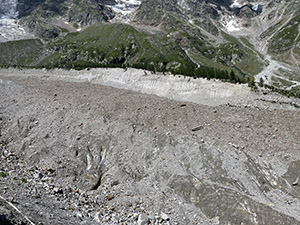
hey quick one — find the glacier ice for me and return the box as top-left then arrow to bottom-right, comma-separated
0,0 -> 33,42
0,0 -> 18,19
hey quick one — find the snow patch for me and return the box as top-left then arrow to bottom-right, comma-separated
178,0 -> 190,10
252,5 -> 259,11
230,0 -> 242,9
0,18 -> 32,42
222,16 -> 241,32
183,48 -> 200,68
226,19 -> 241,32
107,0 -> 141,16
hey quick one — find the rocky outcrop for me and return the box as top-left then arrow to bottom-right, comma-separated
18,0 -> 114,40
17,0 -> 46,18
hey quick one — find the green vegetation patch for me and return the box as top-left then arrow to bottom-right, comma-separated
271,76 -> 295,88
269,15 -> 300,54
0,39 -> 44,67
174,30 -> 263,82
260,19 -> 284,39
217,32 -> 264,76
0,22 -> 261,85
0,172 -> 8,177
265,84 -> 300,98
38,23 -> 196,74
293,47 -> 300,61
37,23 -> 246,83
277,68 -> 300,83
290,86 -> 300,98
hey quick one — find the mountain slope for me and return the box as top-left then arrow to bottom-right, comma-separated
0,39 -> 44,66
18,0 -> 114,40
37,23 -> 196,73
0,0 -> 299,91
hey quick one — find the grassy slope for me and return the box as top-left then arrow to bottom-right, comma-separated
269,15 -> 300,53
185,31 -> 264,77
0,22 -> 260,84
38,23 -> 197,74
219,32 -> 264,75
267,14 -> 300,65
0,39 -> 44,67
37,23 -> 244,82
134,0 -> 263,79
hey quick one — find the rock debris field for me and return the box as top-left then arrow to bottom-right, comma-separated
0,68 -> 300,225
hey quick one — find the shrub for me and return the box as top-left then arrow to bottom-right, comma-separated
0,172 -> 8,177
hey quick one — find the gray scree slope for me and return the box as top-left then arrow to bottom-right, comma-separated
0,71 -> 300,224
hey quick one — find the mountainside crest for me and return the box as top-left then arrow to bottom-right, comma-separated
0,0 -> 299,94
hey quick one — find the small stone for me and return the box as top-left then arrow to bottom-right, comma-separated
107,195 -> 114,201
111,180 -> 119,186
41,176 -> 50,182
108,206 -> 115,211
46,168 -> 56,174
132,213 -> 139,220
94,212 -> 101,223
232,144 -> 239,149
77,212 -> 83,219
292,177 -> 299,186
155,216 -> 163,222
137,214 -> 149,225
33,173 -> 43,179
148,215 -> 155,222
191,126 -> 203,132
53,187 -> 63,194
161,212 -> 169,221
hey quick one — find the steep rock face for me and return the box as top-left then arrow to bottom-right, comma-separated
18,0 -> 115,40
15,0 -> 143,40
16,0 -> 46,18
